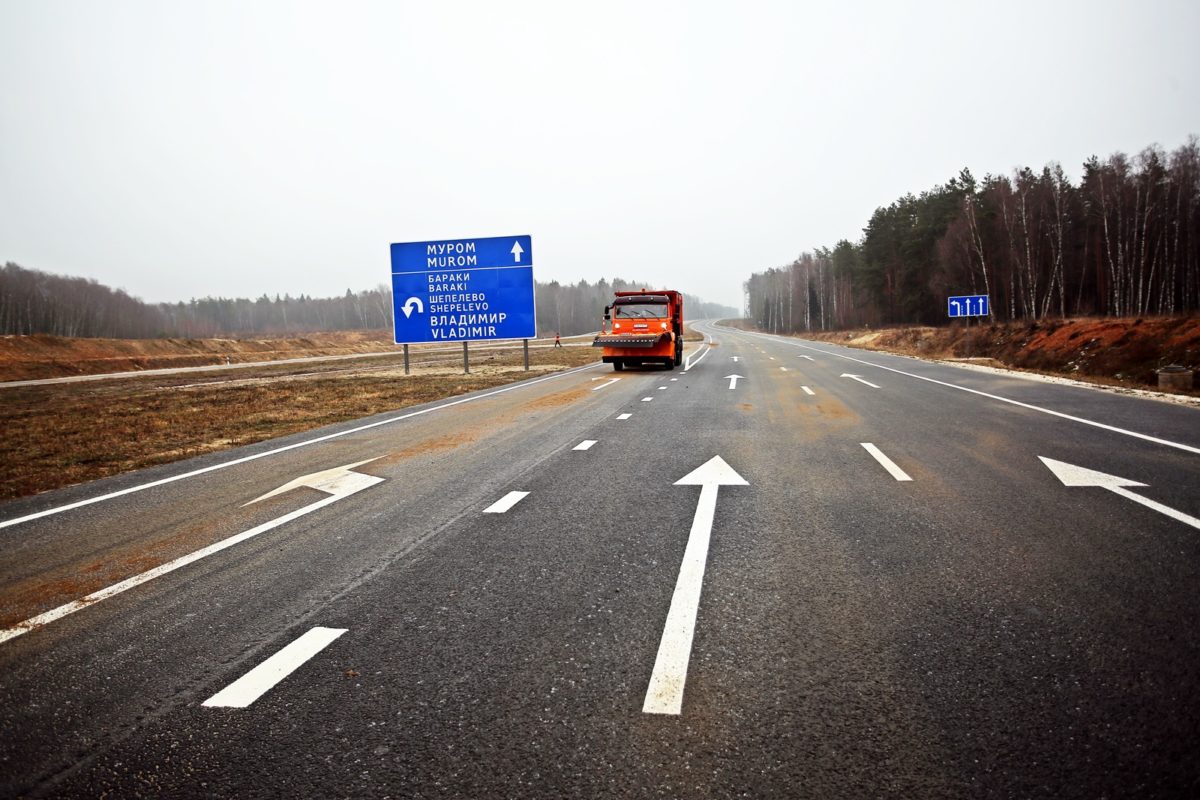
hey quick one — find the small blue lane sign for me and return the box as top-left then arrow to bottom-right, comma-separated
390,235 -> 536,345
948,294 -> 989,318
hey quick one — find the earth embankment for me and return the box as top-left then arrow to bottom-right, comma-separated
747,317 -> 1199,395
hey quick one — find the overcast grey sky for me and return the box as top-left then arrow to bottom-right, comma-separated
2,0 -> 1198,310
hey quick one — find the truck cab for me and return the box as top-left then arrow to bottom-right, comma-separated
592,290 -> 684,370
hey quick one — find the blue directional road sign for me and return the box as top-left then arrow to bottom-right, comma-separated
948,294 -> 990,318
390,234 -> 536,345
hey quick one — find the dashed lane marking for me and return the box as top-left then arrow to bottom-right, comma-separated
483,491 -> 530,513
573,440 -> 598,451
0,363 -> 602,531
746,331 -> 1200,457
203,627 -> 347,708
861,443 -> 913,481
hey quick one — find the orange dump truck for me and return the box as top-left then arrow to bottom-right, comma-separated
592,290 -> 684,370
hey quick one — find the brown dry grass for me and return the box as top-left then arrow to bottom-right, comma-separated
0,330 -> 600,382
0,344 -> 599,501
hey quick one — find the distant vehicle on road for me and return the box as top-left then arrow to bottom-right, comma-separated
593,290 -> 684,370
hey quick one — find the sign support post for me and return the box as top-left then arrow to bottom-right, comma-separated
523,339 -> 529,371
403,343 -> 410,375
948,294 -> 989,359
463,341 -> 469,374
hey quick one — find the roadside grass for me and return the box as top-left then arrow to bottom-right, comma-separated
0,344 -> 600,501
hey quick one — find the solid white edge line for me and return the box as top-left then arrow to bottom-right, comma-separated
203,627 -> 348,708
0,492 -> 349,645
573,440 -> 597,451
0,363 -> 602,530
740,330 -> 1200,456
861,443 -> 914,482
483,491 -> 530,514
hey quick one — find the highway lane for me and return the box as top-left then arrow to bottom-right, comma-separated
2,324 -> 1199,797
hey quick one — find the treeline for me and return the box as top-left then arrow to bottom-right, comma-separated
536,278 -> 738,335
745,136 -> 1200,332
0,262 -> 736,339
0,263 -> 395,338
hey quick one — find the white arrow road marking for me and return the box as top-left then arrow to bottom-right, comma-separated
511,240 -> 524,262
861,443 -> 913,481
725,375 -> 744,390
1040,457 -> 1200,530
573,440 -> 597,451
245,459 -> 384,505
0,461 -> 384,646
203,627 -> 347,708
591,378 -> 620,391
801,386 -> 815,395
841,373 -> 881,389
400,297 -> 424,318
617,413 -> 632,420
684,343 -> 711,371
483,491 -> 529,514
0,362 -> 602,532
644,456 -> 748,715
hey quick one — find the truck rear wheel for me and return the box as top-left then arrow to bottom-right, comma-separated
613,361 -> 624,371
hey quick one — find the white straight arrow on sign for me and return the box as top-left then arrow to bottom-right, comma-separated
1040,457 -> 1200,530
644,456 -> 748,715
0,460 -> 385,646
510,241 -> 524,262
725,374 -> 744,390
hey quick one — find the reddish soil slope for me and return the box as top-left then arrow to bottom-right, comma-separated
788,317 -> 1200,394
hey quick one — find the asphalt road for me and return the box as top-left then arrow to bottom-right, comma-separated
2,322 -> 1198,798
